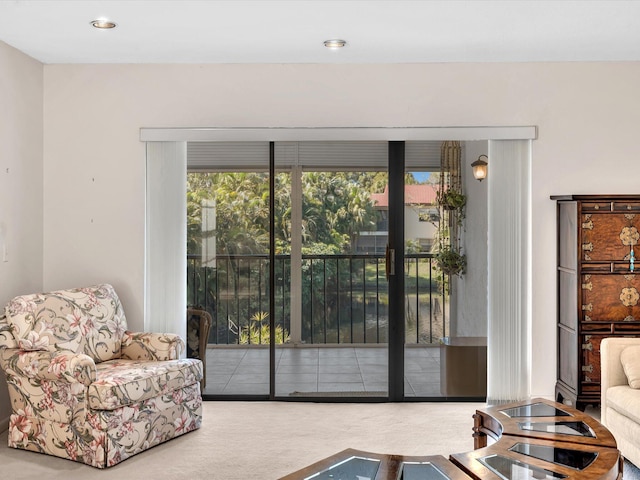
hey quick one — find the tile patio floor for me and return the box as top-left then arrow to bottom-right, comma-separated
202,345 -> 442,397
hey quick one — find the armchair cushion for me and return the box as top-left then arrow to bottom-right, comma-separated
4,284 -> 126,362
88,358 -> 202,410
621,345 -> 640,388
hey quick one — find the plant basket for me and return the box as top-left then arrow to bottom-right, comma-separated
435,248 -> 467,277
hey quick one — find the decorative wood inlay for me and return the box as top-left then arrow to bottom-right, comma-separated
620,287 -> 640,307
619,226 -> 639,246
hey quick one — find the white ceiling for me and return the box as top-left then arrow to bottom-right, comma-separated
1,0 -> 640,64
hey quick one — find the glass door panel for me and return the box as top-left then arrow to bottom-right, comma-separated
403,141 -> 487,400
186,142 -> 271,396
402,168 -> 449,398
274,143 -> 389,398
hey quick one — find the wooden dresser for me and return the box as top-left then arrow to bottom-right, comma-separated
552,195 -> 640,410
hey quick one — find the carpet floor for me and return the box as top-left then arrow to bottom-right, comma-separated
0,401 -> 636,479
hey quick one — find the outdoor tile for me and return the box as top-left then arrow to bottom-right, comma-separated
318,364 -> 362,374
226,373 -> 270,384
405,374 -> 439,385
406,347 -> 441,358
318,373 -> 362,383
361,372 -> 387,383
355,348 -> 388,358
275,384 -> 319,396
276,373 -> 318,383
205,373 -> 232,384
362,382 -> 388,393
319,348 -> 356,358
319,357 -> 359,366
223,384 -> 270,395
233,364 -> 270,375
277,358 -> 319,366
275,364 -> 318,374
209,365 -> 241,375
207,349 -> 248,359
279,349 -> 319,359
202,346 -> 446,397
356,355 -> 388,364
202,383 -> 227,394
317,383 -> 365,392
357,361 -> 387,371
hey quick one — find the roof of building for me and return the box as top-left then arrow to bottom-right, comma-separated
371,184 -> 439,208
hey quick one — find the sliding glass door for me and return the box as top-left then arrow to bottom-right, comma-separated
185,140 -> 481,401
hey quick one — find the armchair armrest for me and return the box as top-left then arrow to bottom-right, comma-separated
600,337 -> 640,425
120,331 -> 185,361
0,349 -> 96,386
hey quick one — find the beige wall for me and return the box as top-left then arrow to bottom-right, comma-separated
0,42 -> 43,427
41,62 -> 640,399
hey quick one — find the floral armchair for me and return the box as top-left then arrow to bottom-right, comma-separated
0,284 -> 203,468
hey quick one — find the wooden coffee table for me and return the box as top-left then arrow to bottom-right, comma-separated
471,397 -> 617,449
279,448 -> 471,479
455,397 -> 622,480
280,398 -> 622,480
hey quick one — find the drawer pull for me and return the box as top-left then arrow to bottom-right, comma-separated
582,243 -> 594,252
582,304 -> 593,312
582,343 -> 593,351
582,365 -> 594,373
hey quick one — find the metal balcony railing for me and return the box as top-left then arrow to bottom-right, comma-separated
187,253 -> 448,346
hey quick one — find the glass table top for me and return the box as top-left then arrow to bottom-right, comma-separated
500,402 -> 572,418
518,421 -> 595,438
400,462 -> 450,480
304,456 -> 380,480
479,454 -> 567,480
509,443 -> 598,471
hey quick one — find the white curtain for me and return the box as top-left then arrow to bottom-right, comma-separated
487,139 -> 532,404
145,142 -> 187,349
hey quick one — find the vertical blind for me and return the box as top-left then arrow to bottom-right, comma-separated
145,142 -> 187,348
487,139 -> 532,404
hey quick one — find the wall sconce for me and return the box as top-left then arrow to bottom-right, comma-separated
471,154 -> 488,182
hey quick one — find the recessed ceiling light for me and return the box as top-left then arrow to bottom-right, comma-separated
324,39 -> 347,49
91,19 -> 117,29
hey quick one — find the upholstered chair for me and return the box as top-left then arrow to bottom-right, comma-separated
0,284 -> 203,468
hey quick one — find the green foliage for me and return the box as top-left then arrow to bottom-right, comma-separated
434,247 -> 467,277
436,189 -> 467,211
239,311 -> 290,345
187,171 -> 381,256
434,186 -> 467,280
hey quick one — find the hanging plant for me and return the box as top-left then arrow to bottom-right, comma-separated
434,141 -> 466,280
435,247 -> 467,277
436,189 -> 467,211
